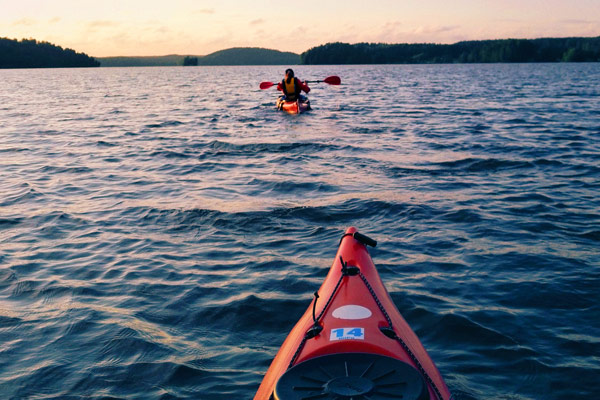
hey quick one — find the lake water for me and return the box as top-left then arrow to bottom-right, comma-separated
0,63 -> 599,399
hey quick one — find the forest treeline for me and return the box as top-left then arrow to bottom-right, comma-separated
300,37 -> 600,64
0,38 -> 100,68
3,36 -> 599,68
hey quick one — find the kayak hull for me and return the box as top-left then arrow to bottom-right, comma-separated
276,97 -> 311,114
254,227 -> 452,400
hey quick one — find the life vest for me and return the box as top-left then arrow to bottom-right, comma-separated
282,77 -> 300,101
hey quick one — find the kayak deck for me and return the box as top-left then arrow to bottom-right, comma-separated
254,227 -> 452,400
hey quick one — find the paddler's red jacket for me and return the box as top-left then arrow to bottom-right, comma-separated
277,77 -> 310,100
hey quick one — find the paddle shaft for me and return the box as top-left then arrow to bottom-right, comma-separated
259,75 -> 340,89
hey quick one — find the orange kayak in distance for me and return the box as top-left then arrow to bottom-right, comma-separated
276,97 -> 311,114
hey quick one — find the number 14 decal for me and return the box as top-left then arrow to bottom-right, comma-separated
330,327 -> 365,341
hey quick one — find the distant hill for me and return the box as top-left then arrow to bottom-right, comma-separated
96,55 -> 184,67
301,37 -> 600,64
0,37 -> 100,68
197,47 -> 299,65
98,47 -> 300,67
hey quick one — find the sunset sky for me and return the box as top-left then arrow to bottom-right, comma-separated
2,0 -> 599,57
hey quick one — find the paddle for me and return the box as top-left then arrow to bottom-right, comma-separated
306,76 -> 341,85
259,75 -> 341,89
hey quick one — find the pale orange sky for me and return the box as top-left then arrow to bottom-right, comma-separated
2,0 -> 599,57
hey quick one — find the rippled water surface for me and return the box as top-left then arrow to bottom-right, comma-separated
1,64 -> 599,399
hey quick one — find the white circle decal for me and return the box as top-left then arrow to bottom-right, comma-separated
332,305 -> 372,320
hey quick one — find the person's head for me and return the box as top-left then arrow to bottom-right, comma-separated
285,68 -> 294,83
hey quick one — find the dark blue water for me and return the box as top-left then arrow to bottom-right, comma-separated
1,64 -> 599,399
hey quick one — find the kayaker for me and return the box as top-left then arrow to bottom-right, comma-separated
277,69 -> 310,102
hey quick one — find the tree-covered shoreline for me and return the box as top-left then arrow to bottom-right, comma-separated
3,36 -> 599,69
301,37 -> 600,64
0,38 -> 100,69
